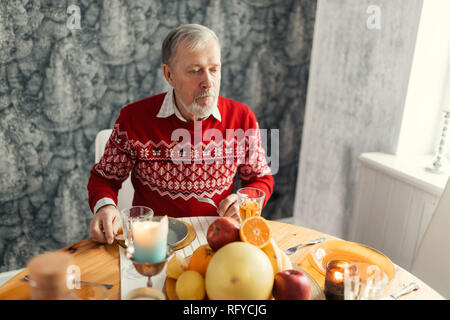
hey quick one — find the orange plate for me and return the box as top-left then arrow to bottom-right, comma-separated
164,277 -> 179,300
307,240 -> 396,281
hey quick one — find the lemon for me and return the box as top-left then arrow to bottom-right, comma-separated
175,270 -> 205,300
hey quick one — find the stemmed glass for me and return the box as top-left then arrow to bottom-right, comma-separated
120,206 -> 173,287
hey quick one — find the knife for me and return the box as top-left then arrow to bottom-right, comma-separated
381,282 -> 419,300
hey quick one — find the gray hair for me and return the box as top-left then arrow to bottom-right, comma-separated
162,24 -> 220,66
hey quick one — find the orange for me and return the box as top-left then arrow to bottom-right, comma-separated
188,244 -> 215,277
239,216 -> 271,248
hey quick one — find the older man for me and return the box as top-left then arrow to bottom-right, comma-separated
87,24 -> 274,244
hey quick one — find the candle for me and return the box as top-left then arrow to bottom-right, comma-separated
132,216 -> 168,263
324,260 -> 357,300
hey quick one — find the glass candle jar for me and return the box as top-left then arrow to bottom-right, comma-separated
324,260 -> 357,300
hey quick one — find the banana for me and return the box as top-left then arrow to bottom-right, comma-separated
261,239 -> 284,275
262,239 -> 295,275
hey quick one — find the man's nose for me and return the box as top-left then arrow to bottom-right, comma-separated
200,71 -> 213,89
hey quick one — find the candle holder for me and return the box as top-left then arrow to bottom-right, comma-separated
120,207 -> 171,287
125,245 -> 174,287
426,110 -> 450,174
324,260 -> 357,300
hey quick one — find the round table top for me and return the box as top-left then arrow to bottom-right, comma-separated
0,219 -> 444,300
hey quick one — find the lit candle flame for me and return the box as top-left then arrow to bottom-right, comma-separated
334,271 -> 343,281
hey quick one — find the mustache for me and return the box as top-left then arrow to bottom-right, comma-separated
195,90 -> 215,99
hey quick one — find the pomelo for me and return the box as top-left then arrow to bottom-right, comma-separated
205,242 -> 273,300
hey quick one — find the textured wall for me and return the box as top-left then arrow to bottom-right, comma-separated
294,0 -> 423,239
0,0 -> 316,271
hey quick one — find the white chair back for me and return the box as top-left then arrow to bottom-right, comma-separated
94,129 -> 134,212
411,176 -> 450,299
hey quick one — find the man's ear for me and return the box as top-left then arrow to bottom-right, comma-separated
162,64 -> 175,87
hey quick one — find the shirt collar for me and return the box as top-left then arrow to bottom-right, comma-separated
156,89 -> 222,122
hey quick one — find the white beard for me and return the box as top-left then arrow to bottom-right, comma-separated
179,90 -> 218,119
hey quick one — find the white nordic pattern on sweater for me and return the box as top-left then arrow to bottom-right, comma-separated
94,123 -> 271,201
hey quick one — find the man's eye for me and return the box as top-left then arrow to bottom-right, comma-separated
190,69 -> 200,73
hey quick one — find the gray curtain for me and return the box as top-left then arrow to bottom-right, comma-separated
0,0 -> 316,271
294,0 -> 423,239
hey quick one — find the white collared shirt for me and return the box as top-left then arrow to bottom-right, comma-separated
156,89 -> 222,122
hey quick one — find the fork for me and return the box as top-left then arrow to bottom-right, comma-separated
197,197 -> 218,209
23,274 -> 114,290
284,237 -> 326,255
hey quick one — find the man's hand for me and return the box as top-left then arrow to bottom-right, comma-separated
90,204 -> 121,244
217,194 -> 240,222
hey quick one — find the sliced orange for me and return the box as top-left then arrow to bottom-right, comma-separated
239,216 -> 272,248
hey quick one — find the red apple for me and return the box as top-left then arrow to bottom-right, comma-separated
272,269 -> 311,300
206,217 -> 240,251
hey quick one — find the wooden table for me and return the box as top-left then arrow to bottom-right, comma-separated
0,220 -> 444,300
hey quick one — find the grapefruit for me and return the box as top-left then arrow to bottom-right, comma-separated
205,242 -> 274,300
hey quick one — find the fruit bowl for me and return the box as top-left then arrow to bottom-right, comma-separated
163,217 -> 325,300
163,245 -> 325,300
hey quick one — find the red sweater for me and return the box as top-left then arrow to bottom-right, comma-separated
87,92 -> 274,218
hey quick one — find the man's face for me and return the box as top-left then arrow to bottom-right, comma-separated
163,38 -> 221,119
